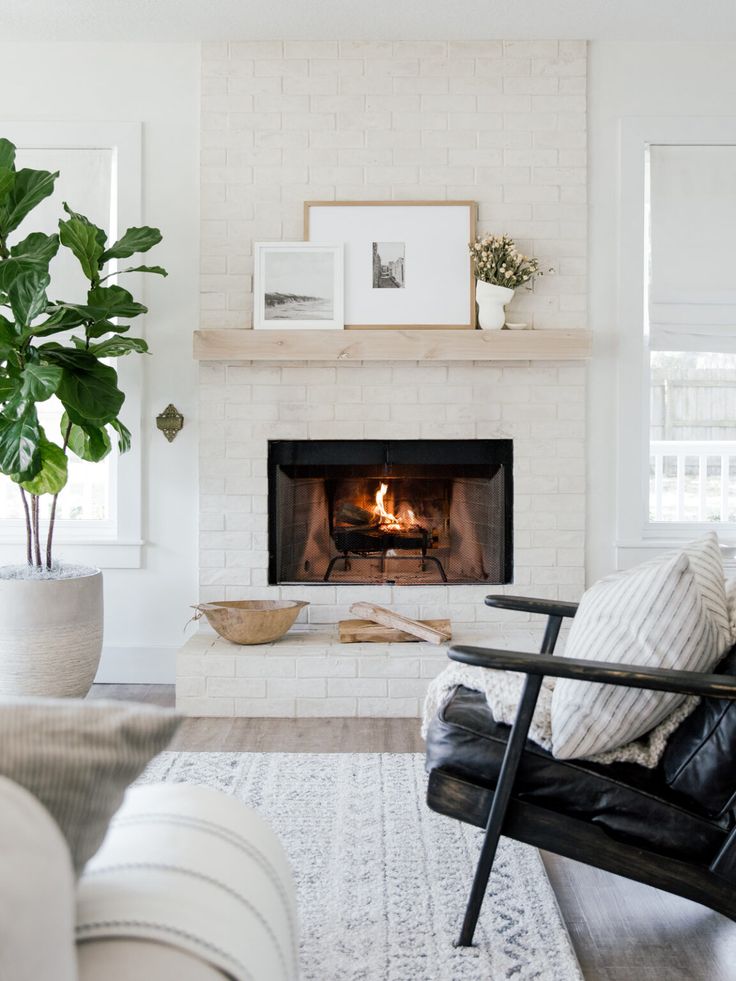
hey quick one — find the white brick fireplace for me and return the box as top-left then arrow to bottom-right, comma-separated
198,357 -> 586,615
178,38 -> 590,718
179,353 -> 587,716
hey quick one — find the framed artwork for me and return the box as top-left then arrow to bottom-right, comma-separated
304,201 -> 476,330
253,242 -> 344,330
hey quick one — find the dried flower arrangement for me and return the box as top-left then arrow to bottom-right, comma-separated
469,234 -> 551,289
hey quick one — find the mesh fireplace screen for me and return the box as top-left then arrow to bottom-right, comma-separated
268,440 -> 513,586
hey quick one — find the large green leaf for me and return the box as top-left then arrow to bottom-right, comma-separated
62,412 -> 111,463
0,370 -> 17,402
89,336 -> 149,357
0,232 -> 60,298
44,348 -> 124,426
110,418 -> 131,453
20,362 -> 61,402
86,284 -> 147,320
0,168 -> 13,207
87,319 -> 129,338
0,360 -> 61,419
0,139 -> 16,171
7,268 -> 50,327
20,305 -> 86,341
61,202 -> 107,249
55,285 -> 147,331
0,407 -> 40,479
0,317 -> 17,359
17,438 -> 67,495
10,231 -> 59,265
100,226 -> 162,262
100,264 -> 167,281
0,258 -> 38,293
0,168 -> 58,235
59,216 -> 104,283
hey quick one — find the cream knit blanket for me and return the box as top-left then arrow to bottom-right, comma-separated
422,663 -> 697,768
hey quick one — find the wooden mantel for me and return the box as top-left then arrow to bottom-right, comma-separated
193,328 -> 592,362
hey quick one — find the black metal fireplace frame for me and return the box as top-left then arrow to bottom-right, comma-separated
267,439 -> 514,586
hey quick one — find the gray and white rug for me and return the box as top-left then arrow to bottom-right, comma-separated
141,752 -> 583,981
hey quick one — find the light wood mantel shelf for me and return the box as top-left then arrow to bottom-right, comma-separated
193,328 -> 592,362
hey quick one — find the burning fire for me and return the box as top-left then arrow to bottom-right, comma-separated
373,482 -> 417,532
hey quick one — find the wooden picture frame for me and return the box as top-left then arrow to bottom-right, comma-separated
304,200 -> 477,330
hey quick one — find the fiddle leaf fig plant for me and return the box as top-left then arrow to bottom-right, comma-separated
0,138 -> 167,570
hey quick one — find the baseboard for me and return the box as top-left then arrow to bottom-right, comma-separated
95,646 -> 176,684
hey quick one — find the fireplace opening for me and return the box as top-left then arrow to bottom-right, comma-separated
268,440 -> 512,586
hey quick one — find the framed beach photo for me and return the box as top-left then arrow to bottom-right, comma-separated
304,201 -> 476,329
254,242 -> 344,330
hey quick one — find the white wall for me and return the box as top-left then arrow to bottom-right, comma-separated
587,42 -> 736,582
200,39 -> 588,331
3,39 -> 735,682
0,43 -> 200,681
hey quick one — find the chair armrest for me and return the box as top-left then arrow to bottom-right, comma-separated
485,595 -> 579,619
449,645 -> 736,701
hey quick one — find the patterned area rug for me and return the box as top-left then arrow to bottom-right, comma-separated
141,752 -> 583,981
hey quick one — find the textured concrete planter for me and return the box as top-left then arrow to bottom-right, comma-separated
476,281 -> 514,330
0,570 -> 103,697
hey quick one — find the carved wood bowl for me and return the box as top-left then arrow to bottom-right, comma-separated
192,600 -> 309,645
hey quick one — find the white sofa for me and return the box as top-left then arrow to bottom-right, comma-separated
0,777 -> 298,981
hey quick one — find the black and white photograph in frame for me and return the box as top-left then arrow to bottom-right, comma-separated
254,242 -> 344,330
305,201 -> 476,329
372,242 -> 405,289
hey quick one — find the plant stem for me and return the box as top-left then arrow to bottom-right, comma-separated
19,487 -> 32,566
45,418 -> 73,570
31,495 -> 42,568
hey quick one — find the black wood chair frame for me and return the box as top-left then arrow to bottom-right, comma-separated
426,595 -> 736,947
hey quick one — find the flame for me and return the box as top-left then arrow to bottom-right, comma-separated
373,482 -> 416,532
374,483 -> 395,524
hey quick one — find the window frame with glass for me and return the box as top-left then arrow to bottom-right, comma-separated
0,121 -> 144,569
616,117 -> 736,566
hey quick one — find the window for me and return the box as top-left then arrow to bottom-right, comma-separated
646,145 -> 736,530
0,122 -> 143,565
0,145 -> 117,540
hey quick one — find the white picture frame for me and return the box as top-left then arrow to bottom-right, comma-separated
254,242 -> 344,330
304,201 -> 476,329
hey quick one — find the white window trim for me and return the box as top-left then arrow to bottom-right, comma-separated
616,116 -> 736,568
0,121 -> 145,568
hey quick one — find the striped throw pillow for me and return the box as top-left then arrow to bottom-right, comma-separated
666,533 -> 731,656
0,699 -> 180,874
551,552 -> 719,760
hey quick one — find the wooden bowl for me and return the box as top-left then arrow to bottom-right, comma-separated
192,600 -> 309,645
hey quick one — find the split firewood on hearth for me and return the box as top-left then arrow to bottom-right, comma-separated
339,618 -> 452,644
349,602 -> 451,645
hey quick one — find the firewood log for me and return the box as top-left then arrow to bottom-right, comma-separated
349,602 -> 451,644
334,502 -> 377,527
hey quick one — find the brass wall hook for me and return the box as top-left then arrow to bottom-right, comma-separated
156,404 -> 184,442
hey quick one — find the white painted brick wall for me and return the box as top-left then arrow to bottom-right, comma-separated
198,358 -> 587,626
200,39 -> 587,329
177,625 -> 551,718
190,39 -> 589,717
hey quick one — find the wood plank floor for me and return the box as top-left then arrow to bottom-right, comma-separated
90,683 -> 736,981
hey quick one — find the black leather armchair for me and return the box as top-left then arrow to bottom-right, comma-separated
425,595 -> 736,947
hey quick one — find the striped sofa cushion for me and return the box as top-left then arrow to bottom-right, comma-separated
551,552 -> 719,760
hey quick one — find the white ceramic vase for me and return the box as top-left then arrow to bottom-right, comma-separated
476,281 -> 514,330
0,569 -> 103,697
